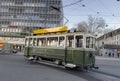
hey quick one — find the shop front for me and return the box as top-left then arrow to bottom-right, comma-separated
8,40 -> 25,52
99,44 -> 120,58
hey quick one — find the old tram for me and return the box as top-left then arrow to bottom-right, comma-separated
24,26 -> 98,70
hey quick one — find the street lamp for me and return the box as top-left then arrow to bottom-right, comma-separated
50,6 -> 69,25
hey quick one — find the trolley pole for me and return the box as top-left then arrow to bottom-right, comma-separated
50,6 -> 69,25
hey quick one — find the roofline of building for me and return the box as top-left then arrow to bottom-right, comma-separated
97,27 -> 120,40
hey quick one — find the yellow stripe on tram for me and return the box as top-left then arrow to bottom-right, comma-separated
33,26 -> 68,34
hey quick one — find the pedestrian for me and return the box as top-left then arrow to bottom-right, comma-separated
108,52 -> 111,57
112,53 -> 114,57
101,53 -> 103,56
105,52 -> 107,56
117,53 -> 119,58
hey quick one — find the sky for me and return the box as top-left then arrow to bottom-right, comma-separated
62,0 -> 120,30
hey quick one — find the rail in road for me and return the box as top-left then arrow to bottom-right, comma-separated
0,54 -> 120,81
30,60 -> 102,81
29,58 -> 120,81
90,69 -> 120,78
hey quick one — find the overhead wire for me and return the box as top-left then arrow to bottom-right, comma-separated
94,0 -> 120,26
74,0 -> 120,25
61,0 -> 84,25
96,0 -> 112,13
63,0 -> 101,16
62,0 -> 120,25
64,0 -> 120,17
63,0 -> 120,17
63,0 -> 83,8
73,3 -> 120,17
62,0 -> 120,17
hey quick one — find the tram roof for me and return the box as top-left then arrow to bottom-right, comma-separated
33,26 -> 68,35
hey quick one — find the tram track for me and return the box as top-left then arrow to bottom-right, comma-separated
27,60 -> 103,81
25,57 -> 120,81
37,60 -> 120,81
90,69 -> 120,79
1,54 -> 119,81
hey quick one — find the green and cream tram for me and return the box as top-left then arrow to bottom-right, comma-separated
24,26 -> 98,70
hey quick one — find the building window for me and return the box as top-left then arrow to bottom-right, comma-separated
15,1 -> 23,5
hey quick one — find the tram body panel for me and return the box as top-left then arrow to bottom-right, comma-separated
66,48 -> 95,68
24,46 -> 95,68
84,50 -> 95,68
66,48 -> 84,66
45,47 -> 65,60
25,47 -> 66,60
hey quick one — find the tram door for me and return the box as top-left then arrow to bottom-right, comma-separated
85,37 -> 95,66
24,38 -> 30,56
66,35 -> 74,63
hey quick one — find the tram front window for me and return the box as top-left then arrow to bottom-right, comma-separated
25,38 -> 29,46
29,38 -> 33,46
59,37 -> 65,47
86,37 -> 95,48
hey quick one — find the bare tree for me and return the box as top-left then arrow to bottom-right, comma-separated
76,15 -> 107,35
77,21 -> 88,32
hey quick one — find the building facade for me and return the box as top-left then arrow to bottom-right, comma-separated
96,28 -> 120,57
0,0 -> 63,52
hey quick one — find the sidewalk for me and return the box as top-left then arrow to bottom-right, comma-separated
96,56 -> 120,61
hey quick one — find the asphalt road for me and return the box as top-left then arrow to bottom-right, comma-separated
0,54 -> 120,81
95,56 -> 120,77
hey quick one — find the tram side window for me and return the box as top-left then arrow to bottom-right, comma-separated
25,38 -> 29,46
47,37 -> 58,47
59,36 -> 65,47
76,35 -> 83,48
37,38 -> 42,46
33,38 -> 37,46
36,38 -> 39,46
67,36 -> 74,47
38,38 -> 46,46
42,38 -> 46,46
29,38 -> 33,46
